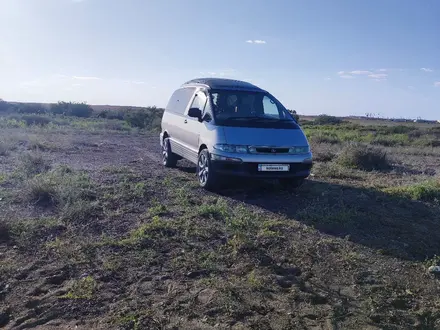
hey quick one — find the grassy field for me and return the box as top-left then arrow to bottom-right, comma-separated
1,109 -> 440,329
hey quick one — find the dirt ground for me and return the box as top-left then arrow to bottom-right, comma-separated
1,127 -> 440,330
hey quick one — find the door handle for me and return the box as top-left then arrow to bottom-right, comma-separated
184,119 -> 188,124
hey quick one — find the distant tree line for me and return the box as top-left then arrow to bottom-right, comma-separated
0,99 -> 165,130
0,99 -> 94,118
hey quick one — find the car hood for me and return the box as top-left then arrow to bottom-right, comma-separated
221,126 -> 309,146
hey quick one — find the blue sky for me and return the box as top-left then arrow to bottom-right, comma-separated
1,0 -> 439,119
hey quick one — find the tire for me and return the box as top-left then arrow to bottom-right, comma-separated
279,178 -> 305,190
162,137 -> 178,168
197,149 -> 218,190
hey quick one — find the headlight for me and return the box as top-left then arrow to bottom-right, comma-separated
213,144 -> 248,153
288,146 -> 310,154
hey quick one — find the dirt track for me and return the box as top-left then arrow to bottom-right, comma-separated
1,129 -> 440,329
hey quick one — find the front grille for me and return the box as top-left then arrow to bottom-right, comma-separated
254,147 -> 289,154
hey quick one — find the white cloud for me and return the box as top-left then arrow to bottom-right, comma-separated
337,71 -> 345,75
350,70 -> 372,75
73,76 -> 101,80
339,75 -> 355,79
434,82 -> 440,87
377,68 -> 388,72
246,40 -> 266,44
325,77 -> 331,80
368,73 -> 388,80
421,68 -> 434,72
200,69 -> 236,77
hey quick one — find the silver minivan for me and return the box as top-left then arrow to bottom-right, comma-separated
160,78 -> 313,190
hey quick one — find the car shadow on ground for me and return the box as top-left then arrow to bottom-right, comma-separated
214,176 -> 440,263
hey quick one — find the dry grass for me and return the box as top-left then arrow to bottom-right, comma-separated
18,153 -> 51,177
0,115 -> 440,329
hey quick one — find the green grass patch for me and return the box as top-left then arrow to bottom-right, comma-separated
117,216 -> 176,247
7,217 -> 64,248
60,276 -> 97,299
197,198 -> 228,220
384,180 -> 440,203
112,313 -> 141,330
303,121 -> 440,147
21,166 -> 101,224
148,203 -> 168,216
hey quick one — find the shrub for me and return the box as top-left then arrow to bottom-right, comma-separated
69,103 -> 93,118
124,107 -> 164,130
0,220 -> 11,243
97,110 -> 125,120
50,102 -> 93,118
378,125 -> 417,135
0,100 -> 11,112
0,142 -> 8,156
313,114 -> 343,125
413,135 -> 440,147
21,115 -> 51,126
313,149 -> 336,162
25,175 -> 58,207
17,104 -> 47,115
287,109 -> 300,122
308,131 -> 341,144
336,143 -> 390,171
19,153 -> 51,177
50,102 -> 67,115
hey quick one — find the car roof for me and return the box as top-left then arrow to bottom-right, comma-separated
182,78 -> 265,92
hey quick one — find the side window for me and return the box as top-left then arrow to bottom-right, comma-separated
263,95 -> 280,117
189,92 -> 207,112
165,87 -> 196,115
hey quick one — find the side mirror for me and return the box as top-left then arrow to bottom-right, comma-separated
188,108 -> 202,120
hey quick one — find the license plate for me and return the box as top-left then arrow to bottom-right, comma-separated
258,164 -> 290,172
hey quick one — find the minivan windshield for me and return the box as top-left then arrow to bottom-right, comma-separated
209,90 -> 299,129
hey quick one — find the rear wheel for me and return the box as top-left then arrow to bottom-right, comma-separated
162,137 -> 178,168
197,149 -> 218,190
279,178 -> 305,190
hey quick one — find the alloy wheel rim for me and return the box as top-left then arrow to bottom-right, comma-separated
198,153 -> 209,185
162,142 -> 168,164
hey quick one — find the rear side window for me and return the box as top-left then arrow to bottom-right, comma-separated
165,87 -> 196,115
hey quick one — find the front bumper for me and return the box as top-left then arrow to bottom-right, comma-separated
209,151 -> 313,178
211,160 -> 312,178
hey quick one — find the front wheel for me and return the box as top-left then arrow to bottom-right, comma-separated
197,149 -> 218,190
162,138 -> 178,168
